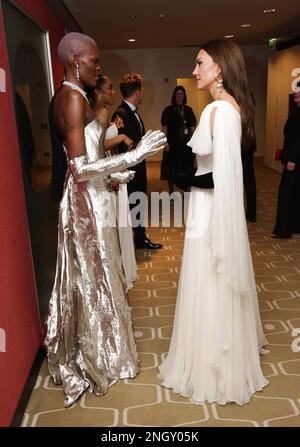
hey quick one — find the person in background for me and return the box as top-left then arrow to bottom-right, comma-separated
88,75 -> 138,291
161,86 -> 196,193
112,72 -> 163,250
271,89 -> 300,238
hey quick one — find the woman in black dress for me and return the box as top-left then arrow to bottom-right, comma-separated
161,86 -> 196,192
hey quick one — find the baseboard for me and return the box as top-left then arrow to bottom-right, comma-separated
10,347 -> 45,427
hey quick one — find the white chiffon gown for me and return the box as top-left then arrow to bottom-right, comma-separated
105,123 -> 138,291
158,100 -> 269,406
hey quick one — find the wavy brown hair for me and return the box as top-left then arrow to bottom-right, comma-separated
201,39 -> 255,150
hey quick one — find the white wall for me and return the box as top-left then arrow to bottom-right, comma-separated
100,45 -> 269,158
265,44 -> 300,171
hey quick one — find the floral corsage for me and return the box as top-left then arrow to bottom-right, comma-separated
114,115 -> 124,129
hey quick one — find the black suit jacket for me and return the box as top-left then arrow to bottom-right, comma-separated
112,101 -> 147,194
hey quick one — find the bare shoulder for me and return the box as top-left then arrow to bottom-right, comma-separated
60,88 -> 86,127
95,107 -> 109,127
61,88 -> 86,109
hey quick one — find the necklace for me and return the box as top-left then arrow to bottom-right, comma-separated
63,80 -> 89,102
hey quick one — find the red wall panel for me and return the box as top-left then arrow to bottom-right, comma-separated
0,0 -> 65,426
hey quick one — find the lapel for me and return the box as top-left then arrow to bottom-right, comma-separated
121,100 -> 145,137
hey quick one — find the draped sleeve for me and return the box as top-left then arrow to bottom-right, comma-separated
206,102 -> 252,294
187,104 -> 213,155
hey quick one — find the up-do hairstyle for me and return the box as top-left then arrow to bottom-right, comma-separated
57,32 -> 97,67
120,72 -> 142,98
171,86 -> 187,105
201,39 -> 255,150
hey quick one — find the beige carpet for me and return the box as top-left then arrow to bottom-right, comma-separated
22,161 -> 300,427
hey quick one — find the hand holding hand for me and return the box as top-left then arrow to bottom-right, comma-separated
123,135 -> 133,149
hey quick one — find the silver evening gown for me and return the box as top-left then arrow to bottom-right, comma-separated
44,110 -> 139,407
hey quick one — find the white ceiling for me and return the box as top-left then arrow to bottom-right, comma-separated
60,0 -> 300,49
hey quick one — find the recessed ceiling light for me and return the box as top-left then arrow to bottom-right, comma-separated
224,34 -> 234,39
158,14 -> 165,19
130,14 -> 138,19
264,9 -> 276,13
241,24 -> 251,28
128,38 -> 136,43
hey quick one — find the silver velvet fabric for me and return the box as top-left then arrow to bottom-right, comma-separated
44,119 -> 139,408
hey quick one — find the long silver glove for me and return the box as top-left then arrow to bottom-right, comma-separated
69,130 -> 166,182
110,170 -> 135,184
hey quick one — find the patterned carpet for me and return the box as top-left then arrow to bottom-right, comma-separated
21,161 -> 300,427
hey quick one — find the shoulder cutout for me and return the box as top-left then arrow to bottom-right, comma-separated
210,107 -> 217,135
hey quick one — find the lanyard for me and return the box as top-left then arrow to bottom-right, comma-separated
177,106 -> 187,126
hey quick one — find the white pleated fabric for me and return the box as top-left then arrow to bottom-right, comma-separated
105,124 -> 138,291
158,101 -> 269,405
116,183 -> 138,291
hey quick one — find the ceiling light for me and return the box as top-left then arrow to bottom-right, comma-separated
264,9 -> 276,13
224,34 -> 234,39
130,15 -> 138,19
158,14 -> 165,20
241,24 -> 251,28
128,38 -> 136,43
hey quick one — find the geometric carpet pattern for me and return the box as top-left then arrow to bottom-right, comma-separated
22,161 -> 300,427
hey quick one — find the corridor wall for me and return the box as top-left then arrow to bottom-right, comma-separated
0,0 -> 65,426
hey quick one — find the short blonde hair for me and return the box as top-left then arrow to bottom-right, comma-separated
57,32 -> 97,67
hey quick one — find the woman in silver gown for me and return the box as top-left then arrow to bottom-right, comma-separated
44,32 -> 166,407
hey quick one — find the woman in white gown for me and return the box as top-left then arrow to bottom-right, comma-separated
159,39 -> 269,406
89,75 -> 138,291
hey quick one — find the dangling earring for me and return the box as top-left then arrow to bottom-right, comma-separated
75,62 -> 80,81
215,73 -> 223,99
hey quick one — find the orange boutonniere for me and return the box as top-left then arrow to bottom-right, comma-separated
114,115 -> 124,129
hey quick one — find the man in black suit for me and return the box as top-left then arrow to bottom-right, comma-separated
112,72 -> 162,249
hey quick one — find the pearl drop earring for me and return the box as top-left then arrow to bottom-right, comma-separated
75,62 -> 80,81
